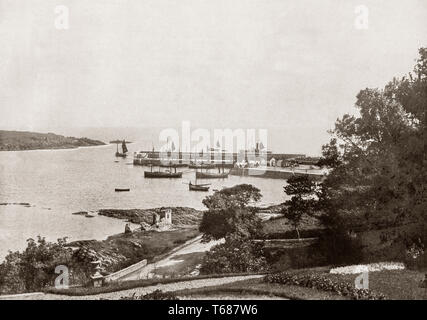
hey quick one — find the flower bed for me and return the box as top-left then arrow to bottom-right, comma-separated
264,272 -> 386,300
329,262 -> 405,275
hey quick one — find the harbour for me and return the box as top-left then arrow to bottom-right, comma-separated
0,142 -> 293,259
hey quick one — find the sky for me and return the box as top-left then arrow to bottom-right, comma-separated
1,0 -> 426,155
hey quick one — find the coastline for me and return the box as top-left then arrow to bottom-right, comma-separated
0,130 -> 106,152
0,144 -> 108,152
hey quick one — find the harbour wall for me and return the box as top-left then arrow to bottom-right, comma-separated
229,167 -> 325,181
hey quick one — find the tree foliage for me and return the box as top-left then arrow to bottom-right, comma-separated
317,138 -> 341,168
200,235 -> 268,274
283,175 -> 318,239
199,184 -> 263,241
0,236 -> 90,294
199,207 -> 263,241
317,48 -> 427,261
202,184 -> 262,210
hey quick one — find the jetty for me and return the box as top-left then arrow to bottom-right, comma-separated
230,167 -> 326,181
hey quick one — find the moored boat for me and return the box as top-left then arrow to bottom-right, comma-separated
144,164 -> 183,178
159,163 -> 188,168
115,188 -> 130,192
189,163 -> 216,169
144,171 -> 183,178
195,171 -> 229,179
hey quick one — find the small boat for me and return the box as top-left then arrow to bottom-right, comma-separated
115,188 -> 130,192
115,140 -> 128,158
144,171 -> 182,178
188,182 -> 210,192
144,165 -> 182,178
195,171 -> 229,179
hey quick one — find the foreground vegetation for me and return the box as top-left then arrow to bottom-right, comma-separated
0,228 -> 199,294
172,268 -> 426,300
0,130 -> 105,151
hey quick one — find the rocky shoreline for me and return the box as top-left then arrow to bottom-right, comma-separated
97,206 -> 203,225
68,207 -> 203,273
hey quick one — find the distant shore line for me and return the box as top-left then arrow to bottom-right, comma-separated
0,144 -> 111,152
0,130 -> 106,152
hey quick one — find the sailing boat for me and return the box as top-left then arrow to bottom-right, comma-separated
115,140 -> 128,158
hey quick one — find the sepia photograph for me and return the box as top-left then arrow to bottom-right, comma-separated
0,0 -> 426,306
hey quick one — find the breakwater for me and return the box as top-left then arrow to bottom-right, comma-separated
229,167 -> 325,181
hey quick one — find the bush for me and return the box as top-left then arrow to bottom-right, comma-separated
316,231 -> 363,265
403,235 -> 426,270
264,272 -> 386,300
266,245 -> 327,271
0,237 -> 91,294
200,236 -> 268,274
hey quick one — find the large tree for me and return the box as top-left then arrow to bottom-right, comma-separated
199,184 -> 267,273
317,48 -> 426,258
199,184 -> 263,241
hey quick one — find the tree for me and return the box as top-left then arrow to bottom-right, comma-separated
283,175 -> 317,239
199,207 -> 263,241
202,184 -> 262,210
316,48 -> 427,264
317,138 -> 341,168
199,184 -> 263,241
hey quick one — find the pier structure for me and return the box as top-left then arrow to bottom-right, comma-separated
133,149 -> 304,167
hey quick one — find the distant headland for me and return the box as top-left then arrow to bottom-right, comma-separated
0,130 -> 105,151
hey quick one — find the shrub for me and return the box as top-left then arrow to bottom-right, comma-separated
0,237 -> 91,294
200,236 -> 268,274
266,245 -> 327,271
316,231 -> 363,265
264,272 -> 386,300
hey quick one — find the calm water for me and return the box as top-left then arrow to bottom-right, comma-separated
0,142 -> 288,259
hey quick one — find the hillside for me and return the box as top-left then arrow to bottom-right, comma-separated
0,130 -> 105,151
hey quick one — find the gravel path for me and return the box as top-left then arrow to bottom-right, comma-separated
13,275 -> 264,300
